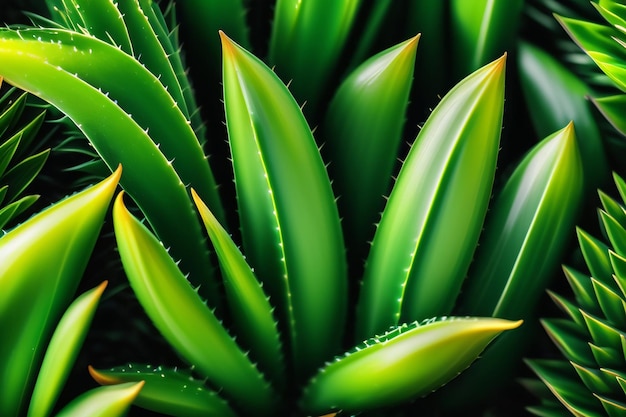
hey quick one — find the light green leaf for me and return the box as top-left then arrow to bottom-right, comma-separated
27,282 -> 108,417
0,27 -> 222,304
191,189 -> 285,388
301,317 -> 522,415
460,123 -> 584,319
323,35 -> 418,259
112,192 -> 277,415
356,54 -> 506,339
0,167 -> 120,417
55,382 -> 143,417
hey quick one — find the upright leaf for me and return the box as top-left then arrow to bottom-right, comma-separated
221,32 -> 347,379
0,167 -> 120,417
268,0 -> 363,118
323,35 -> 418,262
356,55 -> 506,340
113,192 -> 277,415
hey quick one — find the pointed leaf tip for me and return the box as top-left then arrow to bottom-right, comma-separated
89,365 -> 124,386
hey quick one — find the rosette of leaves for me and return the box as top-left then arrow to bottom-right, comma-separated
0,0 -> 597,415
0,82 -> 49,230
525,173 -> 626,416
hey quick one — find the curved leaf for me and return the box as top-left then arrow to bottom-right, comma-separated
89,365 -> 237,417
0,28 -> 221,304
27,282 -> 108,417
301,317 -> 522,415
191,189 -> 285,388
112,192 -> 277,415
55,382 -> 144,417
221,32 -> 347,378
0,167 -> 120,417
356,55 -> 506,339
323,35 -> 418,259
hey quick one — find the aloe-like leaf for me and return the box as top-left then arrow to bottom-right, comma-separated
27,282 -> 108,417
300,317 -> 522,415
268,0 -> 363,116
221,32 -> 347,378
191,189 -> 285,388
45,0 -> 132,53
89,365 -> 237,417
450,0 -> 524,76
557,15 -> 626,93
441,123 -> 584,405
0,167 -> 120,417
323,35 -> 418,260
356,55 -> 506,340
518,41 -> 609,192
578,227 -> 614,286
55,381 -> 144,417
0,28 -> 222,304
541,318 -> 595,366
460,123 -> 584,319
600,209 -> 626,256
112,192 -> 277,415
345,0 -> 394,70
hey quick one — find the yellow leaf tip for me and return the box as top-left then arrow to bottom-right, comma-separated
88,365 -> 123,385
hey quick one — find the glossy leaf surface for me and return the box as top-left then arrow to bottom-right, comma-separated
221,32 -> 347,377
0,27 -> 222,304
0,167 -> 120,417
90,365 -> 237,417
301,317 -> 522,415
27,282 -> 108,417
112,192 -> 276,415
356,55 -> 506,339
323,35 -> 418,258
55,382 -> 144,417
192,189 -> 285,387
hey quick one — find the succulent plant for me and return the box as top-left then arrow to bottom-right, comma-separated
0,0 -> 613,416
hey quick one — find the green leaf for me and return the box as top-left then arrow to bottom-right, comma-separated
0,27 -> 222,305
27,282 -> 107,417
518,41 -> 609,192
526,359 -> 603,417
579,227 -> 615,286
323,35 -> 418,258
300,317 -> 522,415
0,194 -> 39,230
557,15 -> 626,93
356,54 -> 506,339
2,148 -> 49,204
460,123 -> 584,319
89,364 -> 237,417
221,32 -> 347,378
112,192 -> 277,415
55,382 -> 144,417
593,94 -> 626,137
268,0 -> 363,116
191,189 -> 285,388
0,167 -> 120,417
450,0 -> 524,76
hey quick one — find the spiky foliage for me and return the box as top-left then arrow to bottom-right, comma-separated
526,173 -> 626,416
0,83 -> 50,230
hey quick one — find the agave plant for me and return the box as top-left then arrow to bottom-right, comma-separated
0,0 -> 609,415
